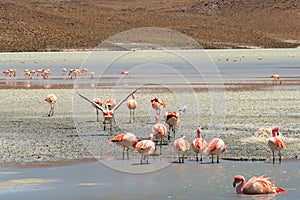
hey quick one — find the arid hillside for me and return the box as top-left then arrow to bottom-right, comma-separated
0,0 -> 299,51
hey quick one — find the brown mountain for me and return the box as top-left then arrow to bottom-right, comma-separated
0,0 -> 299,51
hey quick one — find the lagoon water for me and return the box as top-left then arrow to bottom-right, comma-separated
0,49 -> 300,199
0,160 -> 299,200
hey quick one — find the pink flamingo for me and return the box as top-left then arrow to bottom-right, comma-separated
268,126 -> 286,164
45,94 -> 57,117
233,175 -> 286,194
151,97 -> 166,115
205,138 -> 226,163
127,94 -> 137,123
192,127 -> 207,162
121,71 -> 130,78
92,98 -> 103,122
104,99 -> 117,110
174,135 -> 190,163
109,132 -> 139,160
77,88 -> 138,131
135,134 -> 155,164
270,74 -> 282,85
164,111 -> 180,140
152,116 -> 167,154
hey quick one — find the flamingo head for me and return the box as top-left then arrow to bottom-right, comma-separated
132,94 -> 136,99
272,126 -> 279,136
232,175 -> 245,188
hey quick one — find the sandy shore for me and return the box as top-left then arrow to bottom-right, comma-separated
0,86 -> 299,166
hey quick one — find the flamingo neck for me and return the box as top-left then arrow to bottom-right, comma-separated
236,180 -> 245,194
197,129 -> 201,138
272,130 -> 277,137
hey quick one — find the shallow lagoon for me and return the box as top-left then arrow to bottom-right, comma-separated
0,160 -> 299,200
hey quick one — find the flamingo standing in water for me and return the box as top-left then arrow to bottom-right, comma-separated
165,111 -> 180,140
151,97 -> 166,115
127,94 -> 137,123
232,175 -> 287,194
135,134 -> 155,164
77,88 -> 138,131
205,138 -> 226,163
45,94 -> 57,117
174,136 -> 190,163
121,71 -> 130,78
192,127 -> 207,162
270,74 -> 282,85
92,98 -> 103,122
268,126 -> 286,164
109,132 -> 139,160
152,116 -> 167,154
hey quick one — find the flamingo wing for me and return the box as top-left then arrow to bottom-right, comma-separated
109,133 -> 125,142
77,92 -> 105,113
112,88 -> 139,112
274,137 -> 286,149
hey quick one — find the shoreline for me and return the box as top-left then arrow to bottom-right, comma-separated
0,88 -> 299,166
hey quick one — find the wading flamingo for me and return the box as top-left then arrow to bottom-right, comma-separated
270,74 -> 282,85
135,134 -> 155,164
77,88 -> 138,131
174,135 -> 190,163
45,94 -> 57,117
232,175 -> 286,194
165,111 -> 180,140
192,127 -> 207,162
109,132 -> 139,160
92,98 -> 103,122
152,116 -> 167,155
151,97 -> 166,115
127,94 -> 137,123
205,138 -> 226,163
268,126 -> 286,164
121,71 -> 130,78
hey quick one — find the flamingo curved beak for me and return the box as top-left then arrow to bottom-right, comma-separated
232,180 -> 237,188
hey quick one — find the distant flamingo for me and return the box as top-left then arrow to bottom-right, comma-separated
109,132 -> 139,160
192,127 -> 207,162
2,70 -> 10,77
205,138 -> 226,163
268,126 -> 286,164
135,134 -> 155,164
152,116 -> 167,154
90,72 -> 95,79
164,111 -> 180,140
127,94 -> 137,123
151,97 -> 166,115
62,68 -> 67,76
45,94 -> 57,117
232,175 -> 287,194
121,71 -> 129,78
92,98 -> 103,122
77,88 -> 138,131
174,136 -> 190,163
270,74 -> 282,85
23,69 -> 31,79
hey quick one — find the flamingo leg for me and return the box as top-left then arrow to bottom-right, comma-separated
211,155 -> 214,163
96,110 -> 99,122
217,155 -> 219,163
182,155 -> 184,163
196,153 -> 198,162
133,110 -> 135,123
200,153 -> 203,163
168,127 -> 171,140
122,147 -> 125,160
140,156 -> 143,164
127,148 -> 130,160
146,156 -> 149,164
279,151 -> 281,164
160,139 -> 162,155
272,151 -> 275,164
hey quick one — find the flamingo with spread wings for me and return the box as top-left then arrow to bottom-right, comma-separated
77,88 -> 138,131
